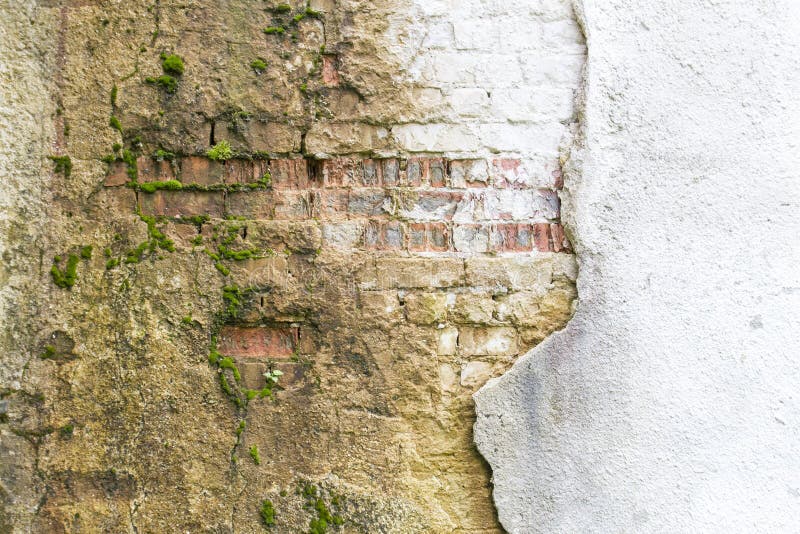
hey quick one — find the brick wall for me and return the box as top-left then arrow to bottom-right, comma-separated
30,0 -> 584,531
107,156 -> 570,254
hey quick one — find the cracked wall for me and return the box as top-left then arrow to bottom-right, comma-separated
0,0 -> 583,532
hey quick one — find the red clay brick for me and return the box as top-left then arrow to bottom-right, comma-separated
137,157 -> 175,183
217,325 -> 298,359
348,189 -> 388,217
365,220 -> 404,250
321,158 -> 361,187
550,223 -> 571,252
552,168 -> 564,189
426,222 -> 451,252
401,159 -> 422,187
490,223 -> 534,252
224,159 -> 270,185
358,158 -> 400,187
407,223 -> 427,251
273,191 -> 310,220
533,223 -> 552,252
361,159 -> 382,186
406,222 -> 450,252
310,190 -> 349,219
139,190 -> 224,218
322,55 -> 340,86
269,159 -> 309,189
105,162 -> 129,187
491,158 -> 525,188
180,156 -> 224,186
381,159 -> 400,186
429,158 -> 447,187
408,157 -> 447,187
225,191 -> 275,219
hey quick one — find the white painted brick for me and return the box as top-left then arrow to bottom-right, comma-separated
423,53 -> 479,85
396,192 -> 461,221
491,157 -> 559,189
490,88 -> 575,122
473,122 -> 564,154
483,190 -> 559,221
439,363 -> 459,392
438,327 -> 459,355
412,0 -> 451,17
393,123 -> 480,152
458,327 -> 519,356
449,159 -> 489,188
520,54 -> 584,86
475,55 -> 524,87
453,19 -> 498,50
454,224 -> 489,253
447,88 -> 490,118
460,361 -> 493,388
446,0 -> 574,20
453,192 -> 486,223
541,20 -> 585,51
422,21 -> 454,49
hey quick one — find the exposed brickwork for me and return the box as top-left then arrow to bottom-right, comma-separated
108,156 -> 570,253
217,325 -> 298,359
23,0 -> 583,531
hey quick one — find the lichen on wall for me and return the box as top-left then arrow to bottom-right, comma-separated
0,0 -> 584,531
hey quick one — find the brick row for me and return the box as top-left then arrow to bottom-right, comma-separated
361,220 -> 570,253
106,156 -> 562,190
138,188 -> 560,222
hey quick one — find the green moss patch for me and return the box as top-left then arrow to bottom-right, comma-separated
207,140 -> 234,161
160,53 -> 185,75
49,155 -> 72,178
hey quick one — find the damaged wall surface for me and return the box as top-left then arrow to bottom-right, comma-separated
475,1 -> 800,532
0,0 -> 583,532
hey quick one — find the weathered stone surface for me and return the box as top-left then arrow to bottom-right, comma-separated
0,0 -> 581,532
403,292 -> 448,325
466,256 -> 558,291
374,257 -> 465,289
458,327 -> 519,356
139,190 -> 225,218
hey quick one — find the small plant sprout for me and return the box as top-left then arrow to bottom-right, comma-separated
206,140 -> 234,161
49,155 -> 72,177
249,445 -> 261,465
260,499 -> 276,527
160,53 -> 185,75
264,369 -> 284,384
250,58 -> 268,73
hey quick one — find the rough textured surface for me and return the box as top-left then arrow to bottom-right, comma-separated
475,1 -> 800,532
0,0 -> 582,532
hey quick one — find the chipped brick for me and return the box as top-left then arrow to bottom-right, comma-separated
139,191 -> 224,218
217,325 -> 298,359
533,222 -> 552,252
269,158 -> 309,189
180,156 -> 224,186
137,157 -> 175,183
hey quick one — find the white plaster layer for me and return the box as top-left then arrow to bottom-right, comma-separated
475,1 -> 800,532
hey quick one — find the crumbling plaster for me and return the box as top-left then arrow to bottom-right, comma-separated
475,1 -> 800,532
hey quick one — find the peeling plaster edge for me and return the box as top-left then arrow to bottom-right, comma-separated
471,1 -> 590,531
